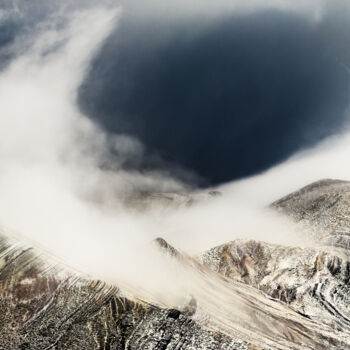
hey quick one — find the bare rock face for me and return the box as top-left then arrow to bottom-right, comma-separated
0,237 -> 247,350
200,179 -> 350,349
271,179 -> 350,249
200,240 -> 350,334
2,179 -> 350,349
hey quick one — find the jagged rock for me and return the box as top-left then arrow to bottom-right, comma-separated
0,237 -> 247,350
200,239 -> 350,333
2,179 -> 350,349
199,179 -> 350,349
154,237 -> 183,259
271,179 -> 350,249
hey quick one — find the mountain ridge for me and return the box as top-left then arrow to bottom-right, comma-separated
1,179 -> 350,349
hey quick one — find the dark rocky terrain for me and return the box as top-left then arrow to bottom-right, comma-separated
1,179 -> 350,349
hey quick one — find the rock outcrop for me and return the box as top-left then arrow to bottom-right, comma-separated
2,179 -> 350,349
0,236 -> 247,350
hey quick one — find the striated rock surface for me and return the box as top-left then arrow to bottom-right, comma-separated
2,179 -> 350,349
200,239 -> 350,336
199,179 -> 350,349
0,237 -> 247,350
271,179 -> 350,250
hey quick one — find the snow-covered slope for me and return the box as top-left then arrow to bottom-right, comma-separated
1,179 -> 350,349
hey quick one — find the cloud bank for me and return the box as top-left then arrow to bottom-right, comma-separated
0,0 -> 350,311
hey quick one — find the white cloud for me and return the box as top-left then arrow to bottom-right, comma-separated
0,1 -> 348,322
0,4 -> 188,300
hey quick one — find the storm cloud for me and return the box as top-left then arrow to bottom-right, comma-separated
1,1 -> 350,186
79,2 -> 350,185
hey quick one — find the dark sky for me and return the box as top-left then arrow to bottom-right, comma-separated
2,2 -> 350,187
78,7 -> 350,186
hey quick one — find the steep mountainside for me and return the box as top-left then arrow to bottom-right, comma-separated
271,179 -> 350,252
0,236 -> 246,350
1,179 -> 350,349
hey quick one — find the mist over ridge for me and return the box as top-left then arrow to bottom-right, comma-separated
1,0 -> 350,323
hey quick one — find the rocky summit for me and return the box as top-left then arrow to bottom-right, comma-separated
1,179 -> 350,349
